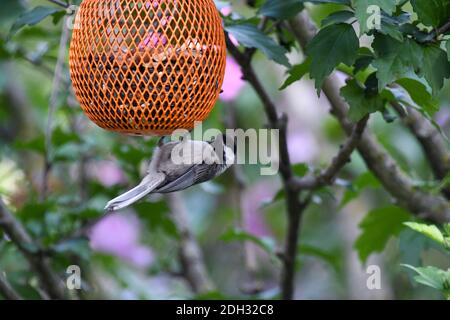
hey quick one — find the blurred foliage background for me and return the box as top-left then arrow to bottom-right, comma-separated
0,0 -> 449,300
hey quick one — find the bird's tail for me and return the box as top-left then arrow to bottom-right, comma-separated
104,173 -> 165,212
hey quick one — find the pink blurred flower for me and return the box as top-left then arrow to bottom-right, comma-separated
88,160 -> 125,187
145,0 -> 164,9
139,32 -> 168,50
287,132 -> 318,164
436,107 -> 450,127
221,57 -> 245,102
89,213 -> 154,268
219,7 -> 243,101
241,182 -> 276,237
220,6 -> 232,16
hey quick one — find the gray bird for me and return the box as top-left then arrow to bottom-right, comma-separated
104,134 -> 235,212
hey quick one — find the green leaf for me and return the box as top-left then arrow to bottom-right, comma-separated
14,136 -> 46,154
396,78 -> 439,115
0,0 -> 25,24
53,143 -> 86,162
306,23 -> 359,92
279,58 -> 311,90
399,228 -> 430,267
353,47 -> 375,74
402,265 -> 450,292
21,243 -> 41,254
9,6 -> 65,38
372,34 -> 423,91
272,189 -> 286,202
419,45 -> 450,95
134,202 -> 178,238
17,202 -> 55,222
445,223 -> 450,236
225,24 -> 290,67
341,172 -> 380,206
299,244 -> 341,273
292,163 -> 309,177
52,238 -> 91,260
220,228 -> 276,257
447,40 -> 450,62
321,10 -> 355,27
260,0 -> 304,19
379,14 -> 408,41
112,139 -> 157,177
340,78 -> 386,121
353,0 -> 396,34
411,0 -> 450,28
403,222 -> 445,246
354,55 -> 374,74
52,127 -> 81,147
355,206 -> 411,263
194,291 -> 230,300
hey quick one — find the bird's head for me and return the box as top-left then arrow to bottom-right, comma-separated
210,133 -> 236,166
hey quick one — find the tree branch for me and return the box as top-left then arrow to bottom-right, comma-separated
167,193 -> 214,295
288,11 -> 450,224
0,271 -> 22,300
437,19 -> 450,38
391,102 -> 450,198
226,34 -> 307,300
0,198 -> 66,299
279,194 -> 310,300
292,116 -> 370,190
224,104 -> 264,294
42,16 -> 70,200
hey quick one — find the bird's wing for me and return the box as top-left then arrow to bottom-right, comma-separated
156,164 -> 224,193
104,172 -> 165,212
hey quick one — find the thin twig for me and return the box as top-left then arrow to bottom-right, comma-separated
288,11 -> 450,224
42,16 -> 70,200
167,193 -> 214,295
14,45 -> 72,81
0,198 -> 66,299
292,116 -> 370,190
47,0 -> 70,8
22,56 -> 54,78
279,193 -> 309,300
436,19 -> 450,38
0,271 -> 22,300
224,104 -> 264,295
391,102 -> 450,198
226,34 -> 306,300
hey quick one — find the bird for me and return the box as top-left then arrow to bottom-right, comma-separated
104,133 -> 235,212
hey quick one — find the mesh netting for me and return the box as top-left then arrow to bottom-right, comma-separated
69,0 -> 226,136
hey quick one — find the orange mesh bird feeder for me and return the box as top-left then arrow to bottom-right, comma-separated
69,0 -> 226,136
